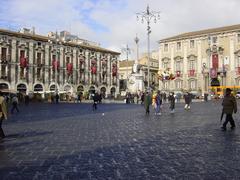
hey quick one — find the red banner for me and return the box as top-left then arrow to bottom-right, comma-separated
210,68 -> 217,78
91,66 -> 97,74
189,70 -> 195,76
176,71 -> 181,77
67,63 -> 73,74
212,54 -> 219,69
52,60 -> 60,70
20,57 -> 27,68
112,66 -> 117,76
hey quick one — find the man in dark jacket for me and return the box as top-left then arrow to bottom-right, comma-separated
184,92 -> 192,110
221,88 -> 237,131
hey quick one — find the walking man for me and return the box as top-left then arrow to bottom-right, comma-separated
92,93 -> 98,111
155,91 -> 162,115
144,91 -> 152,115
169,92 -> 175,114
221,88 -> 237,131
0,91 -> 8,139
184,92 -> 192,110
11,95 -> 19,114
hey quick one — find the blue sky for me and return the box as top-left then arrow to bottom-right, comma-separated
0,0 -> 240,59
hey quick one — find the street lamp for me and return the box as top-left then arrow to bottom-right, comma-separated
134,35 -> 139,66
121,44 -> 131,80
136,5 -> 160,90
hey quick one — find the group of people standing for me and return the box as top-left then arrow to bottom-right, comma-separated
144,91 -> 177,116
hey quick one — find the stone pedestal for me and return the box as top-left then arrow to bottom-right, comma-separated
128,73 -> 144,93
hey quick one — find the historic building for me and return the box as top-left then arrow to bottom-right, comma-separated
158,24 -> 240,95
0,28 -> 120,98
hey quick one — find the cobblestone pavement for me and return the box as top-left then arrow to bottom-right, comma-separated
1,101 -> 240,180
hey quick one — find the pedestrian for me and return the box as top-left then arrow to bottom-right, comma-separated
169,92 -> 175,114
184,92 -> 192,110
144,91 -> 152,115
221,88 -> 237,131
25,94 -> 30,106
155,91 -> 162,115
0,91 -> 8,139
92,93 -> 98,110
55,93 -> 59,104
204,92 -> 208,102
141,93 -> 145,105
11,95 -> 19,114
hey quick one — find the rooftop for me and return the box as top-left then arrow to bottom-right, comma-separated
159,24 -> 240,43
0,28 -> 120,55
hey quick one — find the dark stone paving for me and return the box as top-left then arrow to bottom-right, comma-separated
1,101 -> 240,179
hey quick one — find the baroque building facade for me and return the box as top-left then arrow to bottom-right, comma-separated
158,24 -> 240,95
0,29 -> 120,98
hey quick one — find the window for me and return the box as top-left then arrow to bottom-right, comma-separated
163,62 -> 169,69
176,60 -> 181,71
177,42 -> 181,50
163,82 -> 169,89
164,44 -> 168,52
190,40 -> 195,48
212,36 -> 218,44
176,81 -> 182,89
189,60 -> 195,70
189,80 -> 197,89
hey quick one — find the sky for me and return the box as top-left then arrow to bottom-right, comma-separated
0,0 -> 240,60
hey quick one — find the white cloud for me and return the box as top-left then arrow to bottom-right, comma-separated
1,0 -> 240,59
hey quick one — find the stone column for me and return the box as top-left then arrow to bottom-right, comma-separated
28,42 -> 34,91
44,45 -> 50,88
73,49 -> 77,85
170,43 -> 174,90
59,47 -> 64,86
85,50 -> 89,85
10,40 -> 17,89
183,41 -> 188,89
97,52 -> 100,84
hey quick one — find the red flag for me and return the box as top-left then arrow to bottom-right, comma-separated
212,54 -> 218,69
67,63 -> 73,74
189,70 -> 195,76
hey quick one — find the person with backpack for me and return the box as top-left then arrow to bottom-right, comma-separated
0,91 -> 8,139
169,92 -> 175,114
144,91 -> 152,115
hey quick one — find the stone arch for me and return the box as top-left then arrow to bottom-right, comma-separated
77,85 -> 84,92
110,87 -> 116,97
33,83 -> 44,92
89,86 -> 96,95
17,83 -> 27,93
100,86 -> 107,98
0,83 -> 9,90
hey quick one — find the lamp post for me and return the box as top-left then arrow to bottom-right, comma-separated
137,5 -> 160,90
134,35 -> 139,65
121,44 -> 131,80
